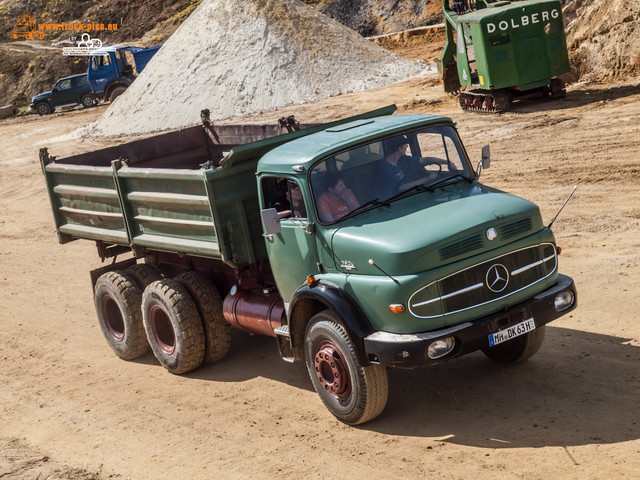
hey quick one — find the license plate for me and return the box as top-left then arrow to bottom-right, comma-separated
488,318 -> 536,347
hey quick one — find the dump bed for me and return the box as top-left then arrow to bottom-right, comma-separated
40,107 -> 396,268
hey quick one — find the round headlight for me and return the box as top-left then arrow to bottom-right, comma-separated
554,291 -> 575,312
427,337 -> 455,359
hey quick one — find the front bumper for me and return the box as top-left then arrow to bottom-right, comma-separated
363,274 -> 577,368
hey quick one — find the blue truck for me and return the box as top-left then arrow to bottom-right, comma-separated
87,45 -> 160,103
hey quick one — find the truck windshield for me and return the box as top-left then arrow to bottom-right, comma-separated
310,125 -> 472,224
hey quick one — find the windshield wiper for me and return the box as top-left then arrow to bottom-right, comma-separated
382,183 -> 435,203
424,173 -> 472,190
339,198 -> 390,221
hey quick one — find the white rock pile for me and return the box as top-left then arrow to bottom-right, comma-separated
87,0 -> 425,137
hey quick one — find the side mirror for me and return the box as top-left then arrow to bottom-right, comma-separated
476,144 -> 491,178
261,208 -> 281,237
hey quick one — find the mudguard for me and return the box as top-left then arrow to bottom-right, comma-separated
289,280 -> 374,365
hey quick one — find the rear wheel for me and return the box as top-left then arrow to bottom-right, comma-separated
482,325 -> 546,363
94,271 -> 149,360
304,310 -> 388,425
81,94 -> 96,108
126,263 -> 163,290
36,102 -> 52,116
142,279 -> 205,374
175,271 -> 231,364
109,86 -> 126,103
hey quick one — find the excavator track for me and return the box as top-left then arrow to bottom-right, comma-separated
459,89 -> 511,114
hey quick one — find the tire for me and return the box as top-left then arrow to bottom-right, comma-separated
304,310 -> 388,425
142,279 -> 205,374
550,78 -> 566,99
175,271 -> 231,364
81,94 -> 96,108
94,271 -> 149,360
482,325 -> 546,364
126,263 -> 163,290
109,86 -> 126,103
36,102 -> 52,116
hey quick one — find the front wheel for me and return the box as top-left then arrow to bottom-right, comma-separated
109,86 -> 126,103
36,102 -> 52,116
304,310 -> 388,425
482,325 -> 546,363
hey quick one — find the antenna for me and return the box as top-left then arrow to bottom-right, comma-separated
369,259 -> 399,285
547,185 -> 577,229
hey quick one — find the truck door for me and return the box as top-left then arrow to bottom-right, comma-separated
260,177 -> 320,301
88,53 -> 117,93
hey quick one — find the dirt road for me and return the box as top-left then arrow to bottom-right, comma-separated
1,79 -> 639,479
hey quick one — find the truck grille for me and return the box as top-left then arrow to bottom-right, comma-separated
409,243 -> 557,319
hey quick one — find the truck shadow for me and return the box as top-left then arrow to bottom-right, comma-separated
188,330 -> 313,391
186,325 -> 639,449
508,84 -> 640,114
367,326 -> 639,448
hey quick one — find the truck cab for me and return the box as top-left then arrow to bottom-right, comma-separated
257,113 -> 572,352
87,45 -> 160,102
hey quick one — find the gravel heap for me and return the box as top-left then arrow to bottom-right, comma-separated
87,0 -> 424,137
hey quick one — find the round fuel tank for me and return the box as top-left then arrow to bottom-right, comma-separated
222,286 -> 284,337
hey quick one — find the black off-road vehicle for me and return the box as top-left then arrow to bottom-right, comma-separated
30,74 -> 96,115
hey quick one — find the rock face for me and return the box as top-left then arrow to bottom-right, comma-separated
318,0 -> 442,37
564,0 -> 640,83
87,0 -> 424,137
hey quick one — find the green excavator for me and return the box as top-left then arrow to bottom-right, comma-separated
438,0 -> 571,112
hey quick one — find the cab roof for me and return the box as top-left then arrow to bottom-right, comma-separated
257,113 -> 454,174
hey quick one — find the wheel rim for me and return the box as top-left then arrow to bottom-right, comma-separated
314,340 -> 351,400
101,295 -> 125,341
149,304 -> 175,354
82,97 -> 93,107
37,104 -> 49,115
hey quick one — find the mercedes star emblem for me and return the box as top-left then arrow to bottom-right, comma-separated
486,264 -> 509,292
486,227 -> 498,241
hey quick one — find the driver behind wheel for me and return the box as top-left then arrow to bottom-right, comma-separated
377,134 -> 444,199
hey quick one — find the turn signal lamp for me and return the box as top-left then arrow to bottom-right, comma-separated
389,304 -> 405,314
306,275 -> 317,287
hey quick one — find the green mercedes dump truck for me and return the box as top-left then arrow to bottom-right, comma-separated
439,0 -> 571,112
40,106 -> 576,424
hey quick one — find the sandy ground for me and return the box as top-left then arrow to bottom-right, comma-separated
1,75 -> 640,479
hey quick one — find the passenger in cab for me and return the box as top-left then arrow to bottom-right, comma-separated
318,171 -> 359,223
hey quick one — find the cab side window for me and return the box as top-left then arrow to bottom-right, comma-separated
56,79 -> 72,91
261,177 -> 307,219
75,75 -> 89,88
